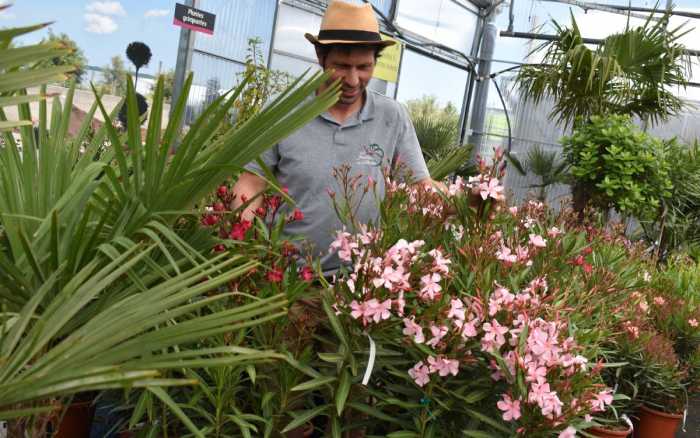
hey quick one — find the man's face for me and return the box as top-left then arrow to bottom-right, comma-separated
319,47 -> 376,106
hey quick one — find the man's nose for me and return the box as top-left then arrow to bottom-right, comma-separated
344,69 -> 359,87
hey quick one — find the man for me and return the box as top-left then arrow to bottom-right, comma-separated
234,0 -> 438,275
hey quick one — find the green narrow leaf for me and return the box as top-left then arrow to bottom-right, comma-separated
335,369 -> 352,416
147,386 -> 204,438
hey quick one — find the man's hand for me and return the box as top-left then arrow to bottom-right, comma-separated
415,177 -> 448,194
232,172 -> 267,222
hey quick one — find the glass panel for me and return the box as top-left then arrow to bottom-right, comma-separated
395,49 -> 468,110
270,52 -> 321,78
194,0 -> 277,64
186,52 -> 245,123
434,0 -> 477,54
273,4 -> 322,63
396,0 -> 477,54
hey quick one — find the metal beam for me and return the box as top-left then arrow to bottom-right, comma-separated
537,0 -> 660,21
539,0 -> 700,20
499,31 -> 700,57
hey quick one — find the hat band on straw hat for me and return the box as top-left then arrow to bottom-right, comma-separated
317,29 -> 382,42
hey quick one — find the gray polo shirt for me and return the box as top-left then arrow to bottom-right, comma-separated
246,89 -> 429,273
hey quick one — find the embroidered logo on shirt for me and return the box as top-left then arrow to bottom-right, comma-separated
355,143 -> 385,167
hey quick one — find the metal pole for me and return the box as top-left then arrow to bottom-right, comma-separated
467,11 -> 498,158
171,0 -> 196,119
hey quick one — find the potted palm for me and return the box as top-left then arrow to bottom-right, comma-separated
0,14 -> 340,437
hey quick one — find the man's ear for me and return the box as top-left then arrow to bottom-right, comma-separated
315,47 -> 325,69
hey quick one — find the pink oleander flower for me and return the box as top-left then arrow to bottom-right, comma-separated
690,318 -> 699,328
461,320 -> 478,338
639,301 -> 649,313
447,298 -> 465,321
548,227 -> 563,238
529,234 -> 547,248
515,245 -> 531,265
479,177 -> 505,201
590,390 -> 613,412
497,394 -> 522,421
420,273 -> 442,300
403,317 -> 425,344
427,355 -> 459,377
350,300 -> 370,324
482,319 -> 509,352
496,245 -> 518,264
368,298 -> 392,323
426,324 -> 448,347
429,248 -> 451,274
558,426 -> 576,438
373,266 -> 407,291
408,361 -> 431,387
509,206 -> 519,216
330,230 -> 358,262
653,296 -> 666,306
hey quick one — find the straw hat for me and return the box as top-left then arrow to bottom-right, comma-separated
304,1 -> 395,47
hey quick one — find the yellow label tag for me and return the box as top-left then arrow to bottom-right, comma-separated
373,34 -> 402,83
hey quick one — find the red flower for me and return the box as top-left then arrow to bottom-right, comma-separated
293,208 -> 304,221
266,195 -> 281,210
255,206 -> 267,217
582,263 -> 593,274
213,244 -> 226,252
217,186 -> 228,198
267,268 -> 284,283
202,214 -> 219,226
299,266 -> 314,282
581,247 -> 593,256
240,194 -> 248,203
213,202 -> 225,212
282,186 -> 289,195
230,221 -> 251,240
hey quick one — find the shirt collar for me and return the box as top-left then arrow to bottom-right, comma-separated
320,89 -> 376,127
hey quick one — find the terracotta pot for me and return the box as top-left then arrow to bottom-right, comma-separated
53,400 -> 95,438
588,425 -> 633,438
634,405 -> 683,438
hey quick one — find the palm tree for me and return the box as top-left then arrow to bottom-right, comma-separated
516,10 -> 692,129
0,17 -> 339,435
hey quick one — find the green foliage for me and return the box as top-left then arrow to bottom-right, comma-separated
506,146 -> 569,201
36,29 -> 87,83
562,115 -> 672,220
151,68 -> 174,102
234,37 -> 292,128
406,96 -> 474,178
654,141 -> 700,258
0,16 -> 340,433
517,10 -> 691,128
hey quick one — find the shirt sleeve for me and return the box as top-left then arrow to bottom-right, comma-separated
392,102 -> 430,182
244,144 -> 280,175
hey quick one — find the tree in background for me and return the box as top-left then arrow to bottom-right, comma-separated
37,30 -> 87,83
233,37 -> 291,127
152,69 -> 175,102
100,55 -> 127,96
404,96 -> 473,179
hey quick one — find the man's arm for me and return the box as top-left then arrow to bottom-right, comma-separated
232,172 -> 267,222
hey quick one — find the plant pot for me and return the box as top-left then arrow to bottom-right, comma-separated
52,400 -> 95,438
634,405 -> 683,438
588,425 -> 633,438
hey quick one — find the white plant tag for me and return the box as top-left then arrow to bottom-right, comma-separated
362,333 -> 376,386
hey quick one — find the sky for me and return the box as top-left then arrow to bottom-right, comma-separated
0,0 -> 182,76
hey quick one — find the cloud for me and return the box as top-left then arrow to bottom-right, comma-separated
144,9 -> 169,18
85,1 -> 126,16
84,13 -> 118,34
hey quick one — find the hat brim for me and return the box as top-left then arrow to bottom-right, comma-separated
305,33 -> 396,47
